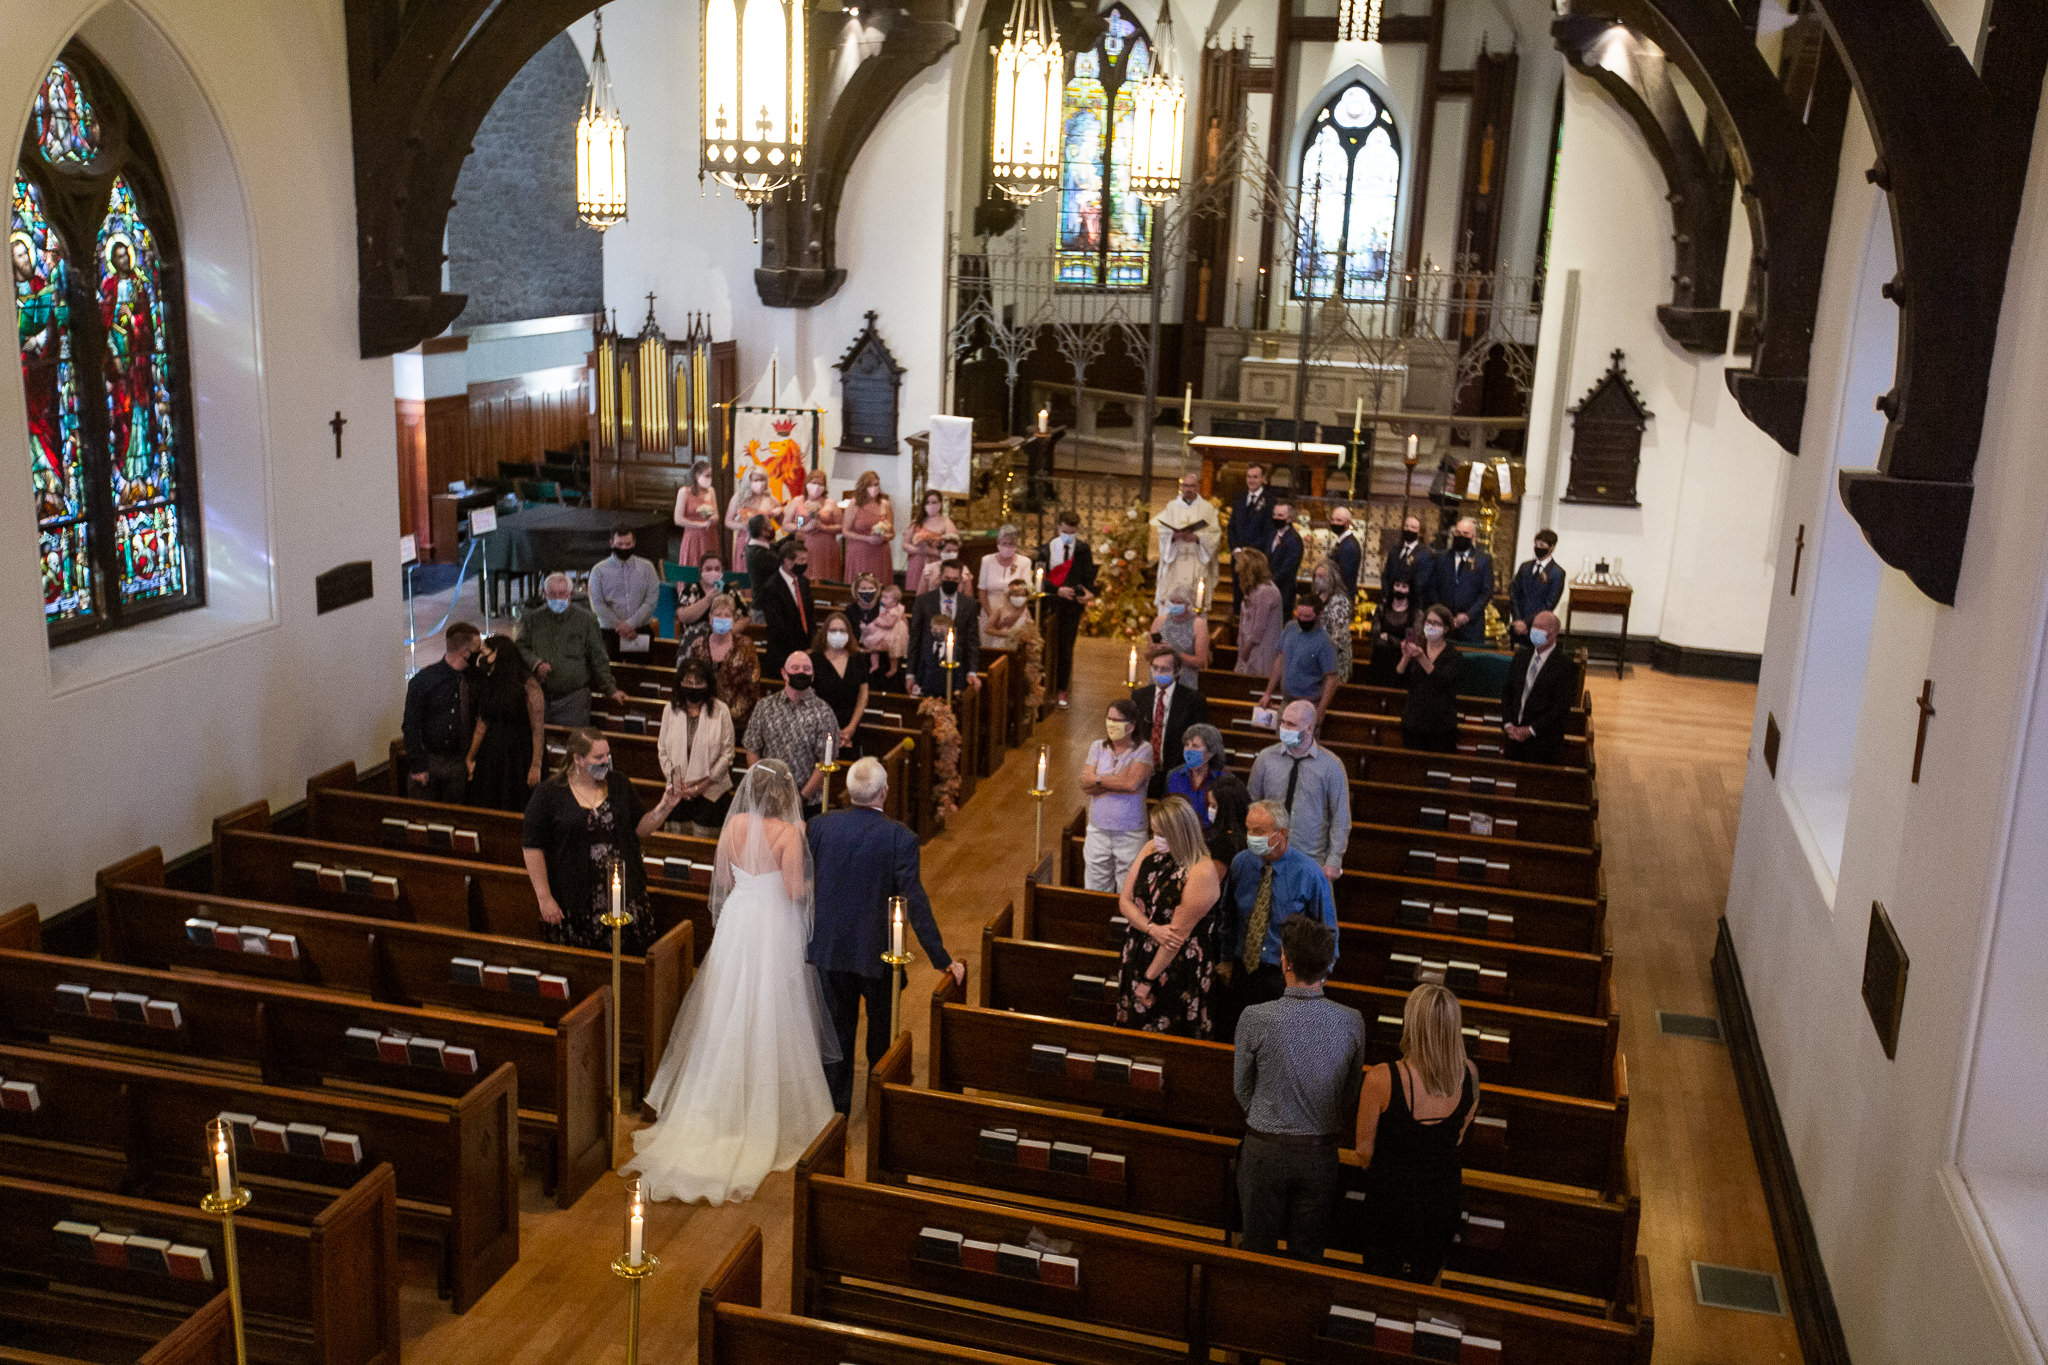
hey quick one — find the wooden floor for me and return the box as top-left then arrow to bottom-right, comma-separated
394,643 -> 1800,1365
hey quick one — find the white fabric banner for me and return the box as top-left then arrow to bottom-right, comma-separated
927,415 -> 975,495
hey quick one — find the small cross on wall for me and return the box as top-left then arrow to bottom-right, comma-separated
330,410 -> 348,460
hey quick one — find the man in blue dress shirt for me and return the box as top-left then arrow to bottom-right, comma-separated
1216,799 -> 1339,1042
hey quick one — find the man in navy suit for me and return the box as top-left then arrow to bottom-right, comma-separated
1267,498 -> 1305,618
806,757 -> 964,1111
1432,516 -> 1494,644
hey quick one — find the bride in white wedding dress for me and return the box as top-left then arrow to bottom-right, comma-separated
623,760 -> 837,1205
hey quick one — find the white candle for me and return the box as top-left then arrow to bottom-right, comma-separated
1035,744 -> 1049,790
627,1180 -> 644,1266
610,861 -> 623,918
1126,645 -> 1138,687
1038,407 -> 1050,435
213,1132 -> 233,1199
890,898 -> 906,958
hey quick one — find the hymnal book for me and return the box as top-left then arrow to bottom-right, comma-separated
217,1112 -> 256,1147
265,932 -> 301,960
1414,1320 -> 1463,1360
960,1238 -> 999,1273
54,983 -> 91,1015
143,999 -> 183,1029
915,1227 -> 963,1264
317,866 -> 348,894
343,1027 -> 381,1059
1094,1054 -> 1131,1084
1430,906 -> 1459,933
481,965 -> 512,992
166,1245 -> 214,1282
1470,1115 -> 1508,1148
1446,961 -> 1480,991
1406,849 -> 1435,877
1049,1142 -> 1091,1175
1062,1052 -> 1096,1080
1038,1252 -> 1080,1288
1462,1213 -> 1506,1249
370,875 -> 401,900
507,968 -> 542,997
1129,1061 -> 1163,1091
976,1128 -> 1020,1163
1069,973 -> 1105,1002
1457,907 -> 1489,935
1372,1317 -> 1414,1353
53,1220 -> 98,1259
1326,1305 -> 1377,1343
285,1122 -> 327,1158
1,1079 -> 42,1112
125,1236 -> 172,1274
86,990 -> 119,1020
375,1034 -> 412,1065
442,1046 -> 480,1076
1486,911 -> 1515,939
380,818 -> 409,846
1425,769 -> 1452,789
237,926 -> 271,955
1015,1139 -> 1051,1170
1397,899 -> 1432,929
342,869 -> 376,896
92,1231 -> 130,1267
1388,952 -> 1422,982
183,917 -> 219,946
112,991 -> 150,1023
451,829 -> 481,855
1419,807 -> 1448,830
1088,1151 -> 1126,1182
449,958 -> 485,988
1459,1334 -> 1502,1363
292,860 -> 322,891
1477,1030 -> 1510,1063
252,1120 -> 290,1154
995,1243 -> 1041,1279
1457,856 -> 1487,883
426,824 -> 455,851
537,974 -> 570,1001
211,924 -> 243,952
1479,967 -> 1508,995
406,1037 -> 447,1068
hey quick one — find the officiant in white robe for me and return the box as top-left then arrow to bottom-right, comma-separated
1152,473 -> 1221,610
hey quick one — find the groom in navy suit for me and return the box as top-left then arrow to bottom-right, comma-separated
807,756 -> 963,1111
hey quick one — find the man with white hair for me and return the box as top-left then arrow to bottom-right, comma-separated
516,572 -> 626,726
806,756 -> 965,1111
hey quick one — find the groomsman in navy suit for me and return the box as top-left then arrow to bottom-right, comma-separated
807,757 -> 963,1112
1432,516 -> 1495,644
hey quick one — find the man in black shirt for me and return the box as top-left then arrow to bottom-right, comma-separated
403,623 -> 482,804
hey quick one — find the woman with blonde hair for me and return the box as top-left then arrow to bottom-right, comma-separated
1113,795 -> 1222,1037
1352,981 -> 1480,1282
1231,547 -> 1282,677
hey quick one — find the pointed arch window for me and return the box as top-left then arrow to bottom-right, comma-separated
13,48 -> 200,643
1056,4 -> 1153,289
1293,82 -> 1402,301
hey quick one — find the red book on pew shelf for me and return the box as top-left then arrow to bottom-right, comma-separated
442,1046 -> 480,1076
143,999 -> 183,1029
960,1239 -> 999,1274
91,1231 -> 129,1267
1038,1252 -> 1079,1288
252,1120 -> 289,1154
1,1080 -> 42,1112
166,1245 -> 214,1282
1372,1317 -> 1414,1354
322,1132 -> 363,1164
1459,1334 -> 1502,1363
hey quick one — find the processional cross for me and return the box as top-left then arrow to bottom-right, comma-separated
1911,680 -> 1936,784
330,410 -> 347,460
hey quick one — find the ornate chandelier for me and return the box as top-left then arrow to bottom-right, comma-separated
989,0 -> 1063,201
576,9 -> 629,230
701,0 -> 807,224
1337,0 -> 1383,44
1127,0 -> 1184,204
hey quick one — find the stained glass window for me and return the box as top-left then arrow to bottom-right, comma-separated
1056,5 -> 1152,289
14,48 -> 200,641
1292,83 -> 1402,301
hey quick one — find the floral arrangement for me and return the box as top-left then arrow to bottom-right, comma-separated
918,695 -> 963,825
1082,500 -> 1155,640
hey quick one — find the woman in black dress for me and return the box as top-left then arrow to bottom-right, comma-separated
465,633 -> 545,811
1351,983 -> 1479,1283
809,610 -> 870,753
520,728 -> 683,954
1113,796 -> 1222,1037
1394,604 -> 1463,752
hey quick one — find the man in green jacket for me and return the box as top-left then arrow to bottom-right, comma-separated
517,572 -> 628,727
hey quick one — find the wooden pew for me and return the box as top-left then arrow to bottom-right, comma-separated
0,1167 -> 400,1365
978,923 -> 1620,1103
1017,880 -> 1611,1017
929,971 -> 1629,1197
0,1288 -> 234,1365
1197,665 -> 1591,736
98,866 -> 692,1100
1210,697 -> 1595,775
0,1040 -> 517,1313
701,1225 -> 1048,1365
1220,730 -> 1596,805
0,947 -> 609,1209
864,1032 -> 1641,1308
796,1111 -> 1653,1365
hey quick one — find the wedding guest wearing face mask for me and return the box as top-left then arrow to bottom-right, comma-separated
1431,516 -> 1494,644
404,623 -> 482,804
907,559 -> 982,696
789,472 -> 844,582
1267,498 -> 1305,617
463,633 -> 546,812
517,573 -> 627,728
589,523 -> 661,655
1130,643 -> 1210,797
1035,509 -> 1098,708
1381,513 -> 1435,610
521,728 -> 680,954
1507,528 -> 1564,640
1231,548 -> 1283,679
1148,583 -> 1211,689
683,593 -> 761,731
673,553 -> 725,654
1256,592 -> 1340,722
809,610 -> 870,752
1396,604 -> 1465,752
1080,697 -> 1156,892
1166,722 -> 1251,863
656,657 -> 736,833
1246,700 -> 1350,881
744,652 -> 843,813
1215,799 -> 1338,1043
1502,610 -> 1575,764
673,460 -> 720,567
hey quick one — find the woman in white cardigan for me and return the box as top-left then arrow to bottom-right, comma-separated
656,656 -> 737,835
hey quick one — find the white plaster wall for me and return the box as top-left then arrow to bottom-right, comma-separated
0,0 -> 402,917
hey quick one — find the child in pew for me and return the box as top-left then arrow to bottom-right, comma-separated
861,583 -> 909,688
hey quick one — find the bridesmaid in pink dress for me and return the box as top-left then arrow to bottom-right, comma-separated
903,489 -> 957,596
842,470 -> 896,586
672,461 -> 720,567
788,472 -> 845,582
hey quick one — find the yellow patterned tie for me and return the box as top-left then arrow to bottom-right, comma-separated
1242,864 -> 1274,974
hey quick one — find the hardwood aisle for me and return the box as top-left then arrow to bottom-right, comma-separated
394,641 -> 1800,1364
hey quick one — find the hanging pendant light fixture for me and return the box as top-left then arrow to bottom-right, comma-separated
1127,0 -> 1185,204
1337,0 -> 1383,44
701,0 -> 807,233
989,0 -> 1063,201
576,8 -> 629,230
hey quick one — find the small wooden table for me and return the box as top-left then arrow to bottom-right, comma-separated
1190,435 -> 1345,497
1564,582 -> 1633,679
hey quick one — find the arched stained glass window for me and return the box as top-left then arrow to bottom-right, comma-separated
13,47 -> 199,641
1293,82 -> 1401,301
1056,5 -> 1152,289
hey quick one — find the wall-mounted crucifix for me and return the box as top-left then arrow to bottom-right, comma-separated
330,410 -> 348,460
1912,680 -> 1936,783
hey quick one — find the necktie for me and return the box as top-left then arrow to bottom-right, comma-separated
1153,688 -> 1168,750
1242,864 -> 1275,974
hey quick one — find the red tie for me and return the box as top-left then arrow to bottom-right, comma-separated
1154,688 -> 1168,749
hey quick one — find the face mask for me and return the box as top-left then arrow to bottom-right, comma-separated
711,617 -> 733,635
1424,624 -> 1444,641
1401,529 -> 1418,544
1168,602 -> 1188,616
1246,834 -> 1271,857
1453,535 -> 1473,552
941,580 -> 959,597
612,546 -> 632,561
787,674 -> 813,691
678,686 -> 709,706
1152,671 -> 1174,688
826,629 -> 849,649
1530,628 -> 1550,648
546,598 -> 569,614
1184,749 -> 1206,770
858,589 -> 877,603
1105,719 -> 1132,741
1279,728 -> 1303,750
585,761 -> 612,781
